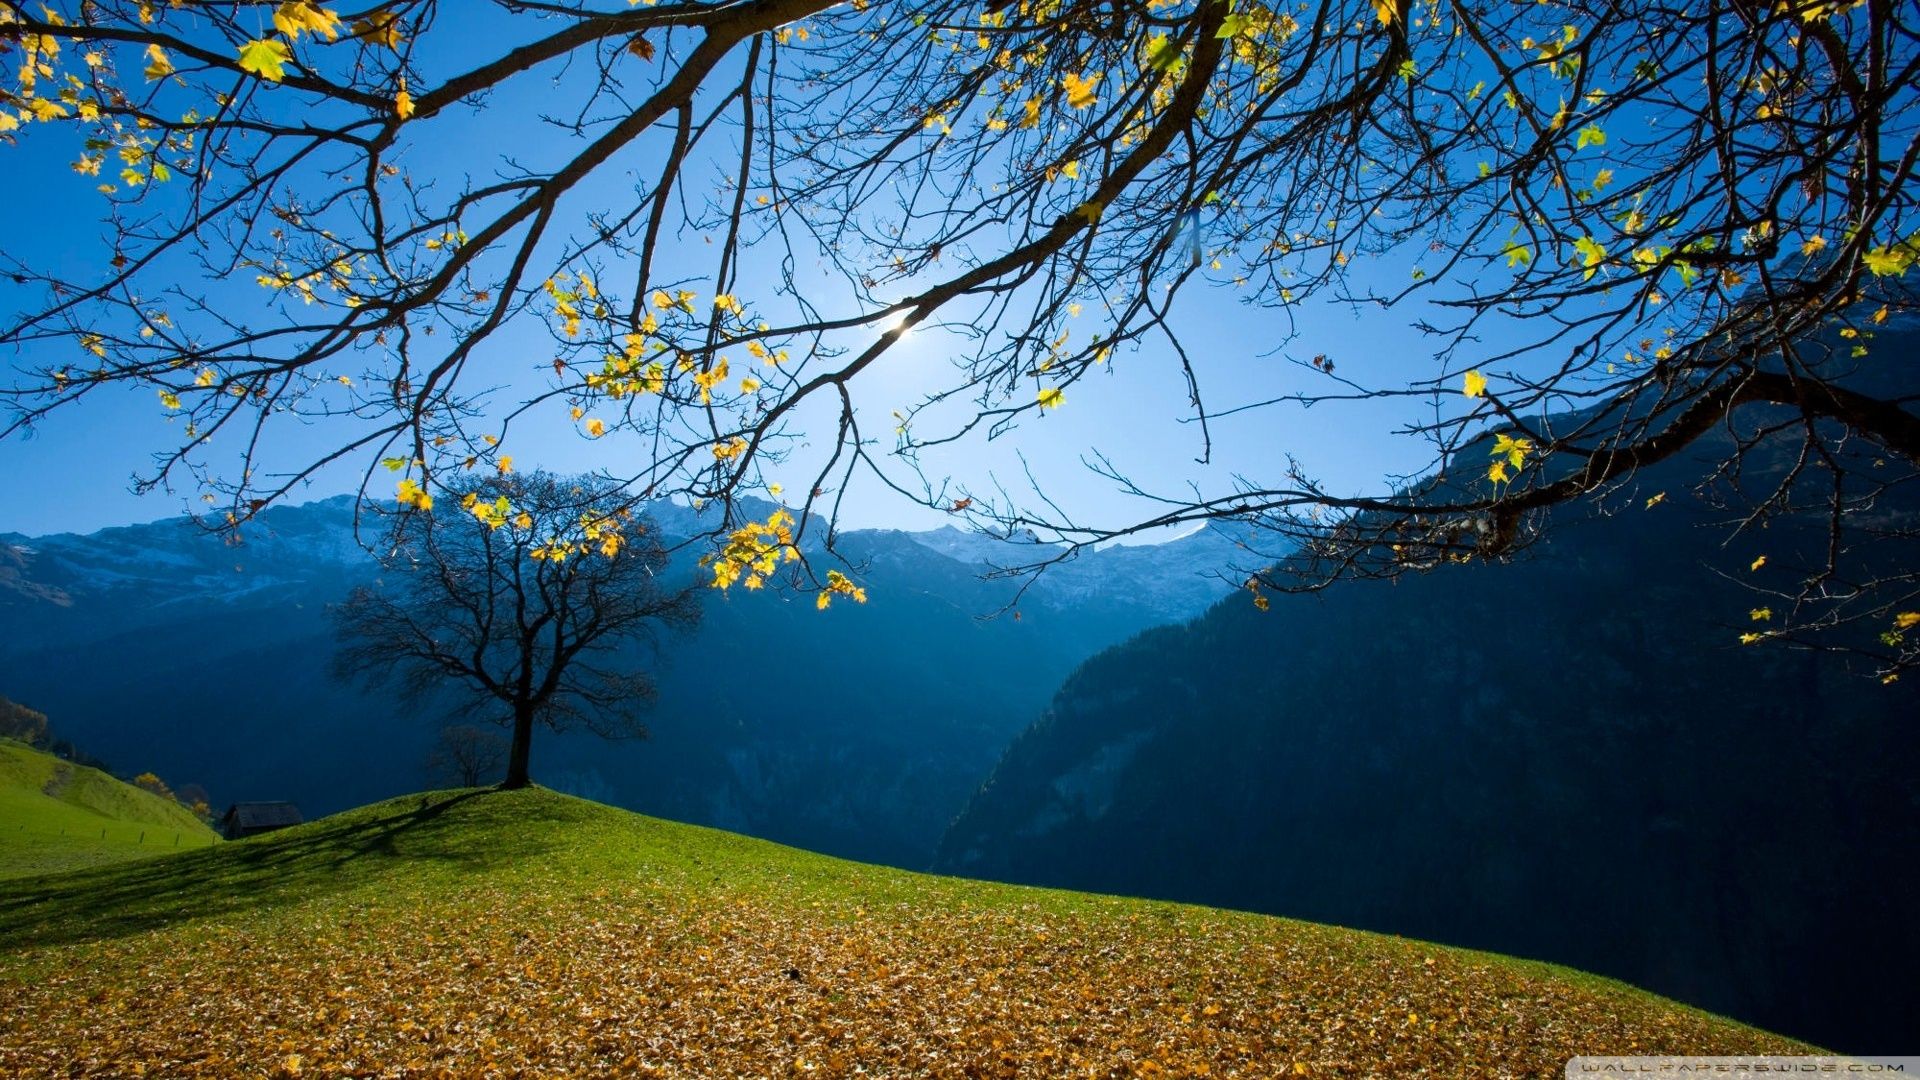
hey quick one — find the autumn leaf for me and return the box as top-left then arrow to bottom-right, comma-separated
1142,35 -> 1182,71
237,38 -> 293,82
394,80 -> 415,120
1750,554 -> 1767,572
395,477 -> 433,511
1490,433 -> 1532,472
351,12 -> 404,49
1575,124 -> 1606,150
1862,244 -> 1913,277
585,418 -> 606,438
1574,236 -> 1607,280
1462,369 -> 1488,398
273,2 -> 343,42
1037,387 -> 1065,409
143,44 -> 173,80
1373,0 -> 1397,25
1062,72 -> 1099,109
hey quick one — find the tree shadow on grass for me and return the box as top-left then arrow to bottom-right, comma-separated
0,788 -> 566,949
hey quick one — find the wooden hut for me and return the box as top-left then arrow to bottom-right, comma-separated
220,801 -> 303,840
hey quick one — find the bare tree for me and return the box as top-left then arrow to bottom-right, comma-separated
334,472 -> 701,789
2,1 -> 1917,674
425,724 -> 509,788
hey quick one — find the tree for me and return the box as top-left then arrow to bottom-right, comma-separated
131,771 -> 174,801
333,472 -> 700,789
0,695 -> 48,746
175,783 -> 215,824
1,1 -> 1917,673
426,724 -> 509,788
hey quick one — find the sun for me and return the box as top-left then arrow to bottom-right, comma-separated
879,311 -> 917,340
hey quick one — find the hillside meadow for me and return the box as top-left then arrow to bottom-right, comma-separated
0,787 -> 1809,1077
0,739 -> 218,880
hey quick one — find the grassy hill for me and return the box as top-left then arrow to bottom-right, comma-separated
0,788 -> 1809,1077
0,738 -> 218,879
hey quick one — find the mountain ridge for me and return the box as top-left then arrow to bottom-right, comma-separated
0,493 -> 1246,870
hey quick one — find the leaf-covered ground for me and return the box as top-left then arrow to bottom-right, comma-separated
0,788 -> 1809,1077
0,738 -> 219,880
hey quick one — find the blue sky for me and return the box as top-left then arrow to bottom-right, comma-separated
0,7 -> 1467,540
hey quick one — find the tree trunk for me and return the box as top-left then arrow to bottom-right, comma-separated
501,704 -> 534,790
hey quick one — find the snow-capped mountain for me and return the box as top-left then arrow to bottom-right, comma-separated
0,495 -> 1245,868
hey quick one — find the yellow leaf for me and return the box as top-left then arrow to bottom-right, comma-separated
158,389 -> 181,410
1750,554 -> 1767,572
1037,387 -> 1065,409
1462,369 -> 1487,398
273,2 -> 342,42
394,79 -> 414,120
1863,245 -> 1913,277
1373,0 -> 1396,24
1896,612 -> 1920,629
351,13 -> 403,49
143,44 -> 173,80
585,418 -> 606,438
395,478 -> 433,511
1062,72 -> 1099,109
237,38 -> 292,82
1574,235 -> 1607,280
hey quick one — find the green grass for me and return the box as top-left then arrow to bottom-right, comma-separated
0,738 -> 219,879
0,788 -> 1812,1077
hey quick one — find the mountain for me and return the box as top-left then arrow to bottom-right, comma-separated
0,496 -> 1243,869
935,386 -> 1920,1049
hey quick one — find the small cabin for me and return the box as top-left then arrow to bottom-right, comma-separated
220,801 -> 303,840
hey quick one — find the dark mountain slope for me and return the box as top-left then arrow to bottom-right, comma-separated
0,498 -> 1242,868
938,368 -> 1920,1051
